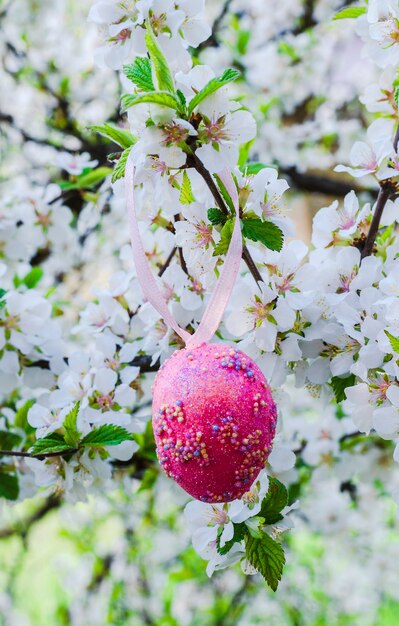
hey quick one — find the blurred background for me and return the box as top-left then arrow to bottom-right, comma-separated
0,1 -> 396,625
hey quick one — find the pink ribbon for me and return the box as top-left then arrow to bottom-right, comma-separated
125,155 -> 242,348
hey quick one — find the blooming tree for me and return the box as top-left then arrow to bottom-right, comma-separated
1,0 -> 399,610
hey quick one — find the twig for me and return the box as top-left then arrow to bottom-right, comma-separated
158,247 -> 177,277
189,153 -> 264,284
360,185 -> 391,259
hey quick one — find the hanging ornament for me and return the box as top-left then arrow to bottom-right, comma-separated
125,159 -> 277,503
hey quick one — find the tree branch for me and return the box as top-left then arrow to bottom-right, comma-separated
189,154 -> 264,284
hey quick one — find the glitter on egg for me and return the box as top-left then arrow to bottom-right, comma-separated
152,343 -> 277,503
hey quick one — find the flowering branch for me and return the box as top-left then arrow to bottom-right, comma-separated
189,154 -> 264,284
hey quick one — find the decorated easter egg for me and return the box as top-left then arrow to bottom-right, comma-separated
152,343 -> 277,503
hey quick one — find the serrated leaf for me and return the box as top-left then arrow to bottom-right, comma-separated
121,91 -> 180,113
333,6 -> 366,20
208,208 -> 226,226
245,532 -> 285,591
145,22 -> 175,93
385,330 -> 399,354
112,146 -> 133,183
63,402 -> 81,447
188,68 -> 241,115
259,477 -> 288,525
81,425 -> 133,447
242,218 -> 283,251
123,56 -> 155,92
31,433 -> 74,456
90,123 -> 136,149
179,171 -> 195,205
0,430 -> 22,450
217,522 -> 247,555
213,219 -> 235,256
330,374 -> 356,403
0,473 -> 19,500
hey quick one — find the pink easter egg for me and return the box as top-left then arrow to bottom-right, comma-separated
152,343 -> 277,503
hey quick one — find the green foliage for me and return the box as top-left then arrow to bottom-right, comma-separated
112,146 -> 133,183
121,91 -> 180,113
242,217 -> 283,251
14,267 -> 44,289
0,288 -> 6,309
90,122 -> 136,149
0,472 -> 19,500
123,57 -> 155,92
59,167 -> 113,190
240,162 -> 272,175
217,522 -> 247,556
0,430 -> 22,450
179,171 -> 196,205
81,425 -> 133,447
14,399 -> 35,431
208,208 -> 226,226
330,374 -> 356,403
213,219 -> 235,256
31,433 -> 74,456
63,402 -> 81,447
133,420 -> 157,461
145,22 -> 175,94
214,173 -> 236,212
188,68 -> 241,115
385,330 -> 399,354
245,531 -> 286,591
333,6 -> 366,20
260,477 -> 288,525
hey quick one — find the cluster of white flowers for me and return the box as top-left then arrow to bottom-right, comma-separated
1,0 -> 399,593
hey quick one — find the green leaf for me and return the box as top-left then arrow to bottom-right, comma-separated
112,146 -> 133,183
23,267 -> 44,289
121,91 -> 180,113
72,167 -> 112,190
208,208 -> 226,226
238,139 -> 254,168
217,522 -> 247,555
0,430 -> 22,450
137,467 -> 159,493
213,219 -> 235,256
242,218 -> 283,251
330,374 -> 356,403
0,288 -> 6,309
245,532 -> 286,591
259,477 -> 288,525
240,162 -> 272,176
31,433 -> 74,456
385,330 -> 399,354
188,68 -> 241,115
14,399 -> 35,430
81,425 -> 133,447
123,56 -> 155,92
63,402 -> 81,447
14,267 -> 44,289
333,6 -> 366,20
179,171 -> 195,205
0,473 -> 19,500
145,21 -> 175,93
214,173 -> 235,212
90,122 -> 136,149
132,420 -> 157,461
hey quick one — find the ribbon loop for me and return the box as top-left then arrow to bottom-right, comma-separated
125,155 -> 242,347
